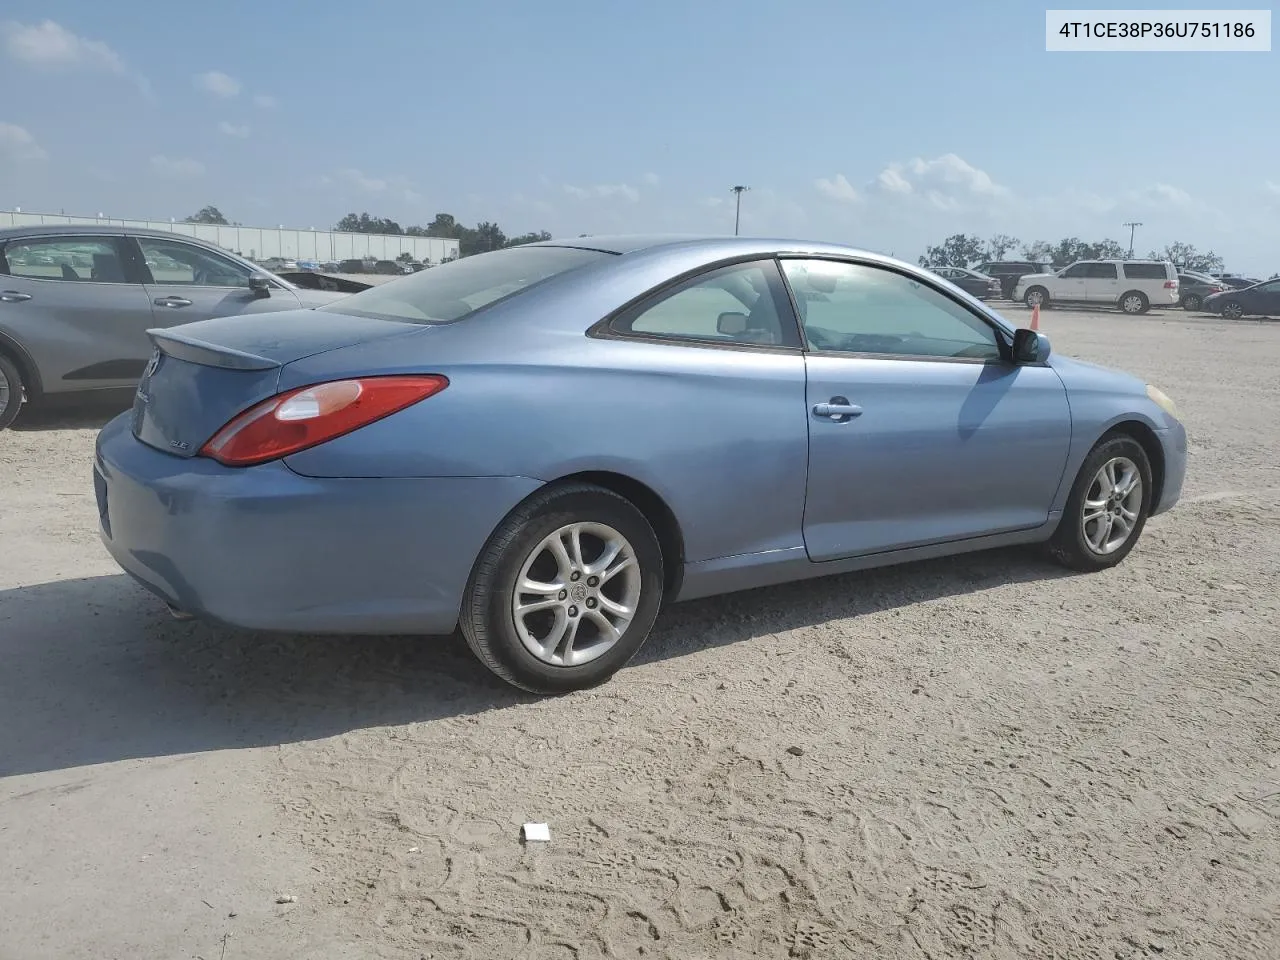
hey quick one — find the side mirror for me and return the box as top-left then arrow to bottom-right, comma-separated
717,311 -> 748,335
1012,328 -> 1051,364
248,274 -> 272,298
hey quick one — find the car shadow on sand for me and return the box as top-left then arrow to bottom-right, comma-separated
0,549 -> 1078,778
12,395 -> 133,432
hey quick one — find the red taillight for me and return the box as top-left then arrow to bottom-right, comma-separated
200,375 -> 448,467
1164,280 -> 1178,288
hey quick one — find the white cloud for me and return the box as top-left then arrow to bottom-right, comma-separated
0,121 -> 46,161
252,93 -> 277,109
564,182 -> 640,203
1,19 -> 124,72
876,153 -> 1009,200
339,168 -> 388,192
196,70 -> 241,98
217,121 -> 250,138
150,155 -> 205,179
642,172 -> 660,186
815,173 -> 859,203
877,167 -> 912,194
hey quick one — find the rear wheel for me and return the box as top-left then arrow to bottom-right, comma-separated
1182,293 -> 1202,311
1045,435 -> 1152,572
0,353 -> 24,431
1120,291 -> 1149,315
460,483 -> 664,694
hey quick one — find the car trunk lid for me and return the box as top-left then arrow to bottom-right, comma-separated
130,309 -> 421,457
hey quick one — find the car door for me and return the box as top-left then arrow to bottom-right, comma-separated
779,258 -> 1072,562
1250,279 -> 1280,315
1084,261 -> 1120,304
132,235 -> 302,327
0,233 -> 157,393
1054,262 -> 1089,302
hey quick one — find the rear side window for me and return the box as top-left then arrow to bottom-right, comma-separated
321,246 -> 609,324
1,236 -> 130,282
1122,262 -> 1168,280
1084,262 -> 1118,279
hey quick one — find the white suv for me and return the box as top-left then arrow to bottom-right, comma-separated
1014,259 -> 1179,315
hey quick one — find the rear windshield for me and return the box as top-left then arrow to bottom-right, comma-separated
320,245 -> 610,324
1122,262 -> 1168,280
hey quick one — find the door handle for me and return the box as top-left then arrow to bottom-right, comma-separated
154,296 -> 193,308
812,397 -> 863,421
0,291 -> 33,303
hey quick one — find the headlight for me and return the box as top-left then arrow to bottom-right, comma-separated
1146,384 -> 1179,420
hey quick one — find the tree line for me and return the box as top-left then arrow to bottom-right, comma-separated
918,233 -> 1225,274
182,206 -> 552,259
333,212 -> 551,258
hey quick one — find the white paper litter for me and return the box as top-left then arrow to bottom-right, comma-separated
522,822 -> 550,842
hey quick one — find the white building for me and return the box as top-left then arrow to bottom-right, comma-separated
0,210 -> 460,264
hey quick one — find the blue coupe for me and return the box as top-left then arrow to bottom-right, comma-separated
94,236 -> 1187,693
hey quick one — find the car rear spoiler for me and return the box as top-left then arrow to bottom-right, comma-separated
146,328 -> 282,371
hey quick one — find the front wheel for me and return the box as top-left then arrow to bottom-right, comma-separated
460,483 -> 665,694
0,353 -> 25,431
1023,287 -> 1049,308
1221,300 -> 1245,320
1045,435 -> 1152,572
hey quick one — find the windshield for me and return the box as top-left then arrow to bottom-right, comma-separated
319,245 -> 610,323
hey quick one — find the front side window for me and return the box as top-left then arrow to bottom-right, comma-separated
322,245 -> 609,324
1,236 -> 129,283
780,259 -> 1002,361
1059,263 -> 1089,278
615,259 -> 797,347
137,237 -> 253,288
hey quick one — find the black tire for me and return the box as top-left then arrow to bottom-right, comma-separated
1045,434 -> 1153,572
1182,294 -> 1202,311
0,352 -> 24,431
460,483 -> 665,694
1119,290 -> 1149,315
1023,287 -> 1049,309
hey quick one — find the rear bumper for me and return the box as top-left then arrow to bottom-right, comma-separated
94,413 -> 542,635
1151,420 -> 1188,517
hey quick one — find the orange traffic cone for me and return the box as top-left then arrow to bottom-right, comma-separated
1030,303 -> 1040,330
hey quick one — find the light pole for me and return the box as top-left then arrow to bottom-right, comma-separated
1123,221 -> 1142,258
731,185 -> 750,236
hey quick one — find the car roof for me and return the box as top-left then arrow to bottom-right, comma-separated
527,233 -> 899,262
0,223 -> 227,241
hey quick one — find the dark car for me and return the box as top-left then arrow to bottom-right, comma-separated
373,260 -> 404,275
1215,274 -> 1260,290
337,259 -> 367,274
1201,277 -> 1280,319
973,260 -> 1057,300
1176,271 -> 1226,311
932,266 -> 1002,300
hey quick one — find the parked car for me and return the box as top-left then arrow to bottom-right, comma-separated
0,225 -> 352,429
1201,277 -> 1280,319
94,235 -> 1186,693
1015,260 -> 1179,315
972,260 -> 1056,300
1174,271 -> 1224,311
931,266 -> 1002,300
1215,275 -> 1260,290
337,259 -> 367,274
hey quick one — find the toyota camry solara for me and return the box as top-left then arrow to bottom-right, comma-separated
94,235 -> 1187,693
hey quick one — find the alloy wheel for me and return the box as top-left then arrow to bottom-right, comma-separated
511,521 -> 642,667
1081,456 -> 1143,555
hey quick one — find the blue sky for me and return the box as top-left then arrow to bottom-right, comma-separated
0,1 -> 1275,272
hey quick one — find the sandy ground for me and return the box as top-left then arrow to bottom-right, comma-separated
1,305 -> 1278,959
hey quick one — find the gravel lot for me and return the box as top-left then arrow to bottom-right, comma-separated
1,305 -> 1277,959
